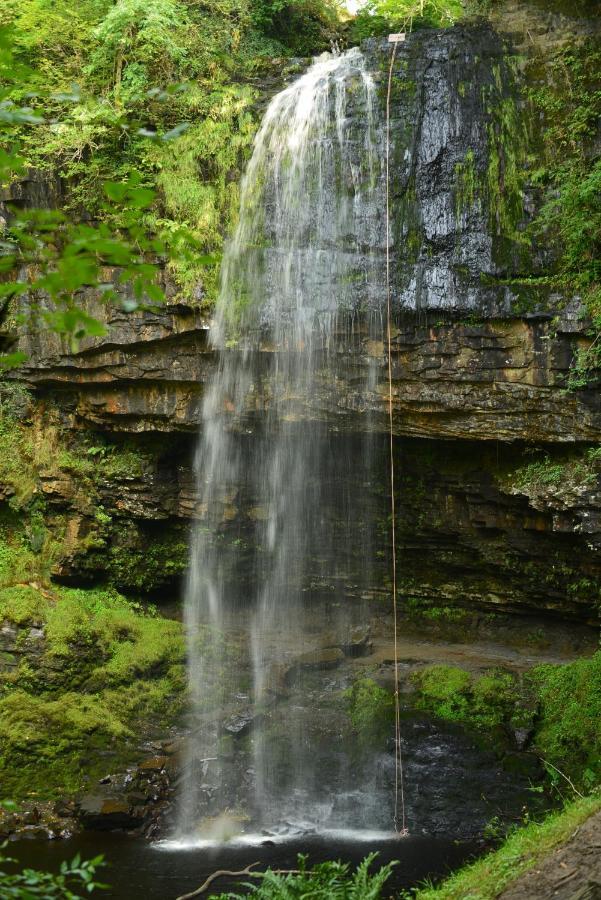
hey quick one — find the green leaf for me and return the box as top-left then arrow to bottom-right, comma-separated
161,122 -> 190,142
0,352 -> 27,370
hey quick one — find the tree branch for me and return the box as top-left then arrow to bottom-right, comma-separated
175,862 -> 260,900
175,864 -> 302,900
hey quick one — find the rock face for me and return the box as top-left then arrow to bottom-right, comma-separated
29,426 -> 599,619
15,309 -> 600,442
1,1 -> 600,622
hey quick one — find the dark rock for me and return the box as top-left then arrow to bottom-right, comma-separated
512,726 -> 534,751
223,711 -> 259,737
502,752 -> 542,779
341,626 -> 373,658
79,795 -> 143,831
53,799 -> 76,818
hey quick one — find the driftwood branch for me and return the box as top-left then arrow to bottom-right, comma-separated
175,864 -> 302,900
175,862 -> 260,900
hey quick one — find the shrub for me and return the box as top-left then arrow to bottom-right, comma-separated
528,652 -> 601,790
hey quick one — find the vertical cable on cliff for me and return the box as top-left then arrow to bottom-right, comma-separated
386,34 -> 408,837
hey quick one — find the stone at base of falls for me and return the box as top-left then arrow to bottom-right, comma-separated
76,754 -> 176,834
342,626 -> 373,658
224,711 -> 261,736
79,796 -> 143,831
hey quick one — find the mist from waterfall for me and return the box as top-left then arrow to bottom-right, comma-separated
177,47 -> 393,843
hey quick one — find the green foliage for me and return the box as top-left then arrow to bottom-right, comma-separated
538,161 -> 601,388
0,0 -> 345,327
404,596 -> 469,624
528,652 -> 601,790
151,84 -> 258,303
91,529 -> 189,591
0,413 -> 38,508
350,0 -> 463,41
0,849 -> 106,899
210,853 -> 396,900
526,40 -> 601,388
255,0 -> 340,55
89,0 -> 189,99
506,446 -> 601,494
0,27 -> 181,355
2,177 -> 169,352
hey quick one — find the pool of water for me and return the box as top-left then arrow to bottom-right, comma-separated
9,831 -> 479,898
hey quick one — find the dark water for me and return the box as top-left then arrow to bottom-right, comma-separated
9,832 -> 479,899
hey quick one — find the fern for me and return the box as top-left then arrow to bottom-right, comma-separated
209,853 -> 396,899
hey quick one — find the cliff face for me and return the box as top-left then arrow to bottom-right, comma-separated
3,0 -> 600,621
12,5 -> 601,441
15,304 -> 600,442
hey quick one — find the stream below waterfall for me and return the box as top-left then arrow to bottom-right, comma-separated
8,831 -> 479,898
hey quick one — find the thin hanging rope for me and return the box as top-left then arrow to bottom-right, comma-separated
385,36 -> 407,837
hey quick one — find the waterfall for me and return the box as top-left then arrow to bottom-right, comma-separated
177,47 -> 393,844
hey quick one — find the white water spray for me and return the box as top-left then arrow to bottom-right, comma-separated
177,47 -> 392,843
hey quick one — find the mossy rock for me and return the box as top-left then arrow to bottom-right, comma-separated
0,582 -> 186,799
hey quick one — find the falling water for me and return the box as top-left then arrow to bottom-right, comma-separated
177,47 -> 393,844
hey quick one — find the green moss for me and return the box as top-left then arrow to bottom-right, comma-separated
485,93 -> 529,257
0,581 -> 185,799
412,665 -> 473,722
412,664 -> 533,738
347,677 -> 394,745
411,653 -> 601,791
454,149 -> 478,218
0,584 -> 45,624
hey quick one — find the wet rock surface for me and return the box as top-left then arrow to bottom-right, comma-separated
158,632 -> 554,843
22,428 -> 599,618
12,293 -> 600,445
